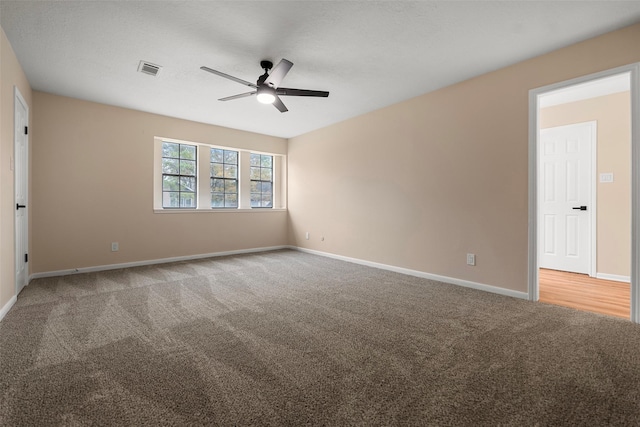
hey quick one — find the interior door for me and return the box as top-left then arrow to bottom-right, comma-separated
539,122 -> 594,275
15,88 -> 29,294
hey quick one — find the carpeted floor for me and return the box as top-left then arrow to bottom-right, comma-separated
2,249 -> 640,426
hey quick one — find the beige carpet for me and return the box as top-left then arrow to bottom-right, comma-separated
2,249 -> 640,426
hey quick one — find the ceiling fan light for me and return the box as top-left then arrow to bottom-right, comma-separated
257,93 -> 275,104
256,86 -> 276,104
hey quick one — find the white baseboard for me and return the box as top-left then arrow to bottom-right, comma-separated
29,245 -> 290,280
596,272 -> 631,283
28,244 -> 528,302
0,296 -> 17,322
293,247 -> 529,300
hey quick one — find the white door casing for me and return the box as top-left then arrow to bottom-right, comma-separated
529,65 -> 640,322
15,87 -> 29,294
539,121 -> 595,276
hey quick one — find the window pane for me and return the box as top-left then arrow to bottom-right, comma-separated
211,163 -> 224,178
224,165 -> 237,179
250,167 -> 261,180
180,144 -> 196,160
261,155 -> 272,168
162,142 -> 179,158
211,193 -> 224,208
225,179 -> 237,193
260,168 -> 272,181
211,148 -> 223,163
180,160 -> 196,176
162,158 -> 179,174
261,182 -> 272,193
251,193 -> 261,207
163,191 -> 180,208
250,153 -> 261,166
180,192 -> 196,208
262,193 -> 272,207
211,178 -> 225,193
180,177 -> 196,192
225,193 -> 238,207
224,150 -> 238,164
250,181 -> 260,193
162,175 -> 179,191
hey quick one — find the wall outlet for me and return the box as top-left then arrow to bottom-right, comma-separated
599,172 -> 614,183
111,242 -> 119,252
466,253 -> 476,266
305,232 -> 310,240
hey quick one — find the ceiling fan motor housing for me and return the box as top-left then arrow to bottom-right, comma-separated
256,85 -> 276,104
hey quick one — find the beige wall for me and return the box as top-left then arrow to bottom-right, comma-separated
541,92 -> 631,277
1,27 -> 33,310
32,92 -> 288,273
288,23 -> 640,293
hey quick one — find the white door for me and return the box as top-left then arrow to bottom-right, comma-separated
14,88 -> 29,294
539,122 -> 595,275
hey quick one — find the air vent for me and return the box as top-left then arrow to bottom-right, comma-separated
138,61 -> 161,76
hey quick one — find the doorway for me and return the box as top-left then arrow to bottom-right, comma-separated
529,64 -> 640,322
14,87 -> 29,295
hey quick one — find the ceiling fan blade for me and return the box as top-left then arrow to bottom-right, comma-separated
218,91 -> 256,101
264,59 -> 293,88
273,96 -> 288,113
276,88 -> 329,97
200,66 -> 257,88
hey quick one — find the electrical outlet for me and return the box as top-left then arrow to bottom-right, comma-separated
599,172 -> 614,183
305,232 -> 310,240
466,253 -> 475,266
111,242 -> 119,252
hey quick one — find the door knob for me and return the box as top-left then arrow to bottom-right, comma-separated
572,206 -> 587,211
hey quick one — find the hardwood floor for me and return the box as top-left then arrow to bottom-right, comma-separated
539,269 -> 630,319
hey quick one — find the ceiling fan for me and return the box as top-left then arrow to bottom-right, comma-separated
200,59 -> 329,113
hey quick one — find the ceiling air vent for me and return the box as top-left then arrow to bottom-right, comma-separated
138,61 -> 161,76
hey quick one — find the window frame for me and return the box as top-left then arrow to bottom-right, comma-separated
161,142 -> 197,209
210,148 -> 239,209
250,153 -> 274,208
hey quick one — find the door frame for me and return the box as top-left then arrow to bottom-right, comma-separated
14,86 -> 29,294
528,63 -> 640,322
538,121 -> 597,277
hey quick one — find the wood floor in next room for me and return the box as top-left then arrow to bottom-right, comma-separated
539,268 -> 630,319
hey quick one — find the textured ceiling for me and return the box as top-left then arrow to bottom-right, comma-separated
2,1 -> 640,138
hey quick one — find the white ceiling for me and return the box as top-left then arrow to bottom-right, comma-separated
2,1 -> 640,139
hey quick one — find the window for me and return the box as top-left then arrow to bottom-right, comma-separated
210,148 -> 238,208
250,153 -> 273,208
162,142 -> 197,208
154,137 -> 285,211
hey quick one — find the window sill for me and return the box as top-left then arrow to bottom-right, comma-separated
154,208 -> 287,214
